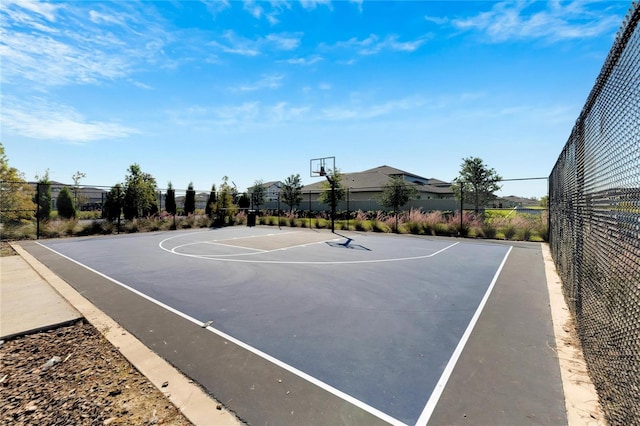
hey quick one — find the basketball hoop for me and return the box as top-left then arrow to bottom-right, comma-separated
310,156 -> 335,178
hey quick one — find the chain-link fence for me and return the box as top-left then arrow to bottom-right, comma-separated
549,3 -> 640,424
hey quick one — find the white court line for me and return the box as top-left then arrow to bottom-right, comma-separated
159,233 -> 460,264
167,237 -> 342,258
415,245 -> 513,426
36,242 -> 407,426
173,240 -> 267,253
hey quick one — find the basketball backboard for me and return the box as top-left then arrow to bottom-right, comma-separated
310,156 -> 335,178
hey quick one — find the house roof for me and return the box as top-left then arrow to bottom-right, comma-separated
302,165 -> 452,194
261,181 -> 282,189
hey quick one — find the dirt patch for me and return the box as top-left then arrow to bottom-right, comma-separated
1,241 -> 17,257
0,320 -> 192,425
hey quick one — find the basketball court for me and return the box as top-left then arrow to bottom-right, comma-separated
25,227 -> 517,425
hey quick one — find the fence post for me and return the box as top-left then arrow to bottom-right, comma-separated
347,188 -> 350,230
308,191 -> 311,228
36,182 -> 40,239
459,185 -> 464,237
117,185 -> 121,234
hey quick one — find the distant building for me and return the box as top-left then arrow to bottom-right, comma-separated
48,181 -> 107,211
261,181 -> 283,202
296,165 -> 459,212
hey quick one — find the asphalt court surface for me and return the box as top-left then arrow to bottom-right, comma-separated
35,227 -> 512,425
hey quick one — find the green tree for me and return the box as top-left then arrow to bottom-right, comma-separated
184,182 -> 196,215
318,169 -> 345,232
34,170 -> 52,220
205,184 -> 217,217
213,176 -> 238,226
0,143 -> 36,223
318,169 -> 346,207
71,171 -> 87,210
281,174 -> 303,212
378,176 -> 418,232
540,195 -> 549,208
57,187 -> 76,219
165,182 -> 176,215
122,164 -> 158,220
451,157 -> 502,213
250,179 -> 266,210
103,184 -> 123,221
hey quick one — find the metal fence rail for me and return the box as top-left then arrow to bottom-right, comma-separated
549,3 -> 640,424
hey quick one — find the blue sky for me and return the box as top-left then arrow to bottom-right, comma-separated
0,0 -> 632,198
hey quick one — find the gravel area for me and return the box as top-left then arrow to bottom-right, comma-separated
0,320 -> 192,426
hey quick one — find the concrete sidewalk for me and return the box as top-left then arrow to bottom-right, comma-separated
0,245 -> 241,426
0,254 -> 81,339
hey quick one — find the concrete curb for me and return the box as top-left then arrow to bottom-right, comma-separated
12,242 -> 242,426
542,243 -> 605,425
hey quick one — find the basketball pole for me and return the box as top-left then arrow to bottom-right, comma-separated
326,174 -> 335,233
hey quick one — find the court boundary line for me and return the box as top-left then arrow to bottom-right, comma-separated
415,245 -> 514,426
35,241 -> 408,426
159,231 -> 460,264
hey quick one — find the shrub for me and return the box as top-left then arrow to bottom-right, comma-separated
42,220 -> 69,238
196,215 -> 211,228
77,211 -> 101,220
57,187 -> 76,219
424,211 -> 445,236
123,219 -> 140,233
535,211 -> 549,242
447,212 -> 480,237
78,220 -> 109,236
371,220 -> 389,233
101,220 -> 116,235
235,211 -> 247,225
2,221 -> 36,240
481,221 -> 497,239
405,221 -> 424,235
434,222 -> 451,236
314,218 -> 328,229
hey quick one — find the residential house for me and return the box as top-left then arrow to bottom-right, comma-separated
299,165 -> 459,212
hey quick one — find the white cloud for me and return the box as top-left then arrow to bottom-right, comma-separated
210,30 -> 302,56
243,0 -> 263,19
265,33 -> 301,50
299,0 -> 332,11
88,10 -> 126,26
1,97 -> 138,142
331,33 -> 427,56
201,0 -> 231,17
0,2 -> 173,87
321,97 -> 425,120
452,1 -> 624,42
0,30 -> 132,85
3,0 -> 62,22
350,0 -> 363,13
424,15 -> 449,25
234,74 -> 285,91
284,55 -> 323,65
